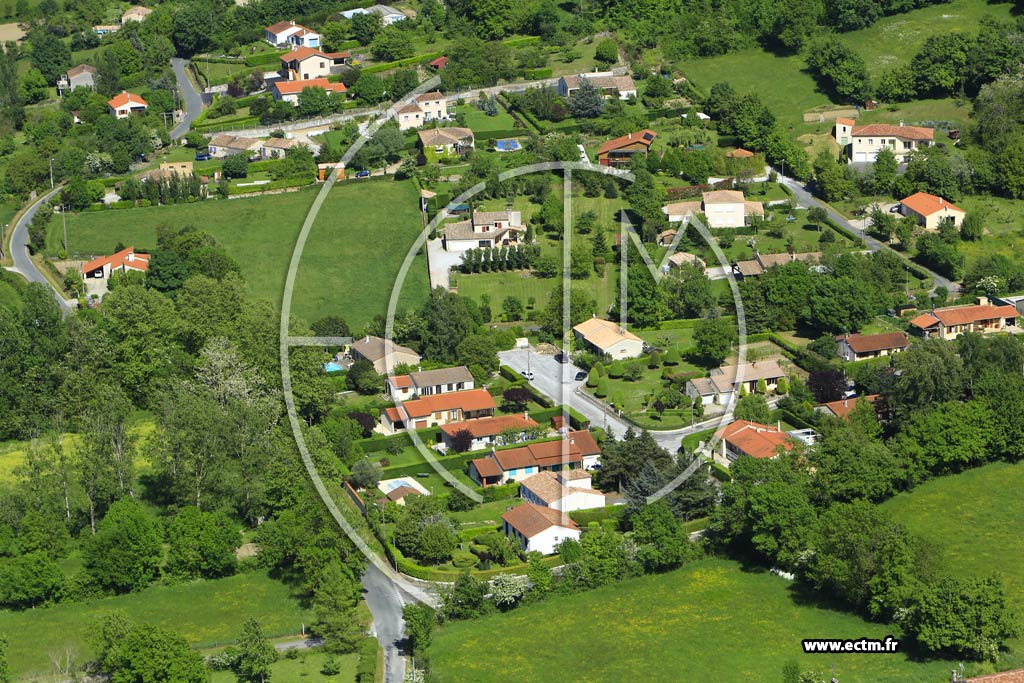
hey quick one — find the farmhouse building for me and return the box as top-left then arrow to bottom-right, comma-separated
501,503 -> 580,555
848,122 -> 934,163
349,335 -> 421,373
596,129 -> 655,168
909,298 -> 1018,341
835,332 -> 909,362
898,192 -> 966,231
441,210 -> 525,252
557,72 -> 637,100
686,360 -> 786,405
663,190 -> 764,228
379,388 -> 496,434
572,317 -> 645,359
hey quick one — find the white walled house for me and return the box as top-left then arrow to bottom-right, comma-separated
663,190 -> 764,229
386,366 -> 474,400
501,503 -> 580,555
441,210 -> 526,252
519,470 -> 605,513
572,317 -> 645,359
396,91 -> 449,130
849,123 -> 934,163
265,20 -> 321,48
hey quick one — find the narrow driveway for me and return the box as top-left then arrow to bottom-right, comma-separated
780,175 -> 954,293
7,187 -> 75,315
170,58 -> 204,139
426,238 -> 461,290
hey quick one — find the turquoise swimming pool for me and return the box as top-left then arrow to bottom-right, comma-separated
324,361 -> 344,373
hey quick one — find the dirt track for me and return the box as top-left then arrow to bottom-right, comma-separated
0,22 -> 26,45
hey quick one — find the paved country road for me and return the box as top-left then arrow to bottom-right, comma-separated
498,348 -> 749,453
7,186 -> 75,315
780,175 -> 955,293
171,58 -> 204,139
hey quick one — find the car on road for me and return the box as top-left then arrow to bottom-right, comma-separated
522,370 -> 535,380
194,152 -> 212,161
355,170 -> 370,178
574,370 -> 587,381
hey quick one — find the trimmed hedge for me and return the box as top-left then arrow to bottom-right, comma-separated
569,505 -> 624,527
499,365 -> 525,382
523,67 -> 553,79
709,461 -> 732,482
228,178 -> 315,195
681,516 -> 710,533
355,637 -> 378,683
476,128 -> 524,142
362,51 -> 444,74
358,428 -> 441,453
245,51 -> 289,67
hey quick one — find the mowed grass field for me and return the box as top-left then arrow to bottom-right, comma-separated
679,0 -> 1013,126
44,179 -> 430,328
1,571 -> 311,680
46,188 -> 318,312
882,460 -> 1024,669
428,559 -> 958,682
293,179 -> 429,329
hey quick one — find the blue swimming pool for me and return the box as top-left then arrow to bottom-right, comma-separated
495,139 -> 521,152
323,361 -> 344,373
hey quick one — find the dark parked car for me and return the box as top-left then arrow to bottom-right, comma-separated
194,152 -> 212,161
554,353 -> 569,364
889,204 -> 902,213
575,370 -> 587,381
355,170 -> 370,178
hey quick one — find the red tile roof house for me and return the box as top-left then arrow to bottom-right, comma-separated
107,91 -> 147,119
964,669 -> 1024,683
815,394 -> 882,420
385,365 -> 474,401
714,419 -> 796,462
82,247 -> 150,281
468,430 -> 599,487
501,502 -> 580,555
848,122 -> 934,163
271,78 -> 347,106
396,91 -> 450,131
909,297 -> 1019,341
379,388 -> 496,435
597,129 -> 656,168
440,414 -> 539,453
428,55 -> 448,70
279,46 -> 350,81
835,331 -> 909,362
898,191 -> 966,232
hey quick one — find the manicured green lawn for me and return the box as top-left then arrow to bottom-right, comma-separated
295,178 -> 429,329
882,460 -> 1024,667
428,558 -> 960,682
210,651 -> 358,683
679,49 -> 830,125
956,194 -> 1024,269
46,179 -> 430,328
44,188 -> 318,312
456,104 -> 518,135
0,571 -> 311,680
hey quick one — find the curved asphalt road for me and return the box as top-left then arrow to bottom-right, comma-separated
170,57 -> 204,140
8,186 -> 74,315
780,174 -> 954,293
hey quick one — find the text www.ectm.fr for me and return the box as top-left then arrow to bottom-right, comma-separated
802,637 -> 900,654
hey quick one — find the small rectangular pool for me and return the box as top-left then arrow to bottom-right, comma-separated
323,361 -> 344,373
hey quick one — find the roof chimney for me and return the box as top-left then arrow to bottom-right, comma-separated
524,411 -> 529,421
899,120 -> 904,127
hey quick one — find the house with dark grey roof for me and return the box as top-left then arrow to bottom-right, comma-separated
441,210 -> 526,252
386,366 -> 474,400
